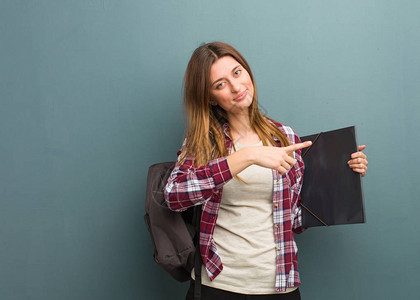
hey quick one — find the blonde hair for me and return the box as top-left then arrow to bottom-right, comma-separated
180,42 -> 290,167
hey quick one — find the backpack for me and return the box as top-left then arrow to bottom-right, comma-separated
144,162 -> 202,283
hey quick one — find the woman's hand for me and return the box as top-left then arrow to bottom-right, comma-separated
227,141 -> 312,177
348,145 -> 368,177
252,141 -> 312,175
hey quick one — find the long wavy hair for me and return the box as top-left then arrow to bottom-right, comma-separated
180,42 -> 290,167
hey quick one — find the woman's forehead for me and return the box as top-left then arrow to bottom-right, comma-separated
210,56 -> 241,80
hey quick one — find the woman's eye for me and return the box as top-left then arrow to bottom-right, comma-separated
216,82 -> 224,89
234,69 -> 241,76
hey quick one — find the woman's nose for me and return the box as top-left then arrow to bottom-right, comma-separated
230,79 -> 240,92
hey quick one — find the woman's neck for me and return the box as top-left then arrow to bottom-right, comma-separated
227,113 -> 260,145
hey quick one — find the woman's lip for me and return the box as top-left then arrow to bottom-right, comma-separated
234,90 -> 247,101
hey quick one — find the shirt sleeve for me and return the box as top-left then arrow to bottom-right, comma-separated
292,195 -> 306,234
289,130 -> 307,234
291,168 -> 306,234
164,148 -> 233,212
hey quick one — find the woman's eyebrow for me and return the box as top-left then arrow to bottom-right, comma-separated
211,65 -> 241,86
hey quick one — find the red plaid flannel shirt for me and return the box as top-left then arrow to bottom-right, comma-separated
164,120 -> 305,292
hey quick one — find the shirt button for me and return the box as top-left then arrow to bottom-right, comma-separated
274,204 -> 278,208
277,247 -> 281,251
274,224 -> 279,228
276,179 -> 280,183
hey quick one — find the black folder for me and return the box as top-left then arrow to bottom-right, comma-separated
299,126 -> 365,227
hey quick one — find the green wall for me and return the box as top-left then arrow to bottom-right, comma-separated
1,1 -> 419,299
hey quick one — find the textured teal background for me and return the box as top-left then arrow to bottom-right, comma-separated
1,1 -> 419,299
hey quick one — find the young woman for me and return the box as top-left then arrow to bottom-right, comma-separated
164,42 -> 368,300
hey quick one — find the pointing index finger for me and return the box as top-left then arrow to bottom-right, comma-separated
284,141 -> 313,153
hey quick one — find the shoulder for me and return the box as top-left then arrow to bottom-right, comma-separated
266,118 -> 301,144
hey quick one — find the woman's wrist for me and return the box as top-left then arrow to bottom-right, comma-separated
226,147 -> 256,176
241,146 -> 257,165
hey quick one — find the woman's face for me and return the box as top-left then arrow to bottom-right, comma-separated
209,56 -> 254,117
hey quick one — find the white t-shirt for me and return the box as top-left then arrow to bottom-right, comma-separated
193,140 -> 297,294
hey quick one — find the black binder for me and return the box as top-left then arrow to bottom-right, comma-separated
299,126 -> 365,227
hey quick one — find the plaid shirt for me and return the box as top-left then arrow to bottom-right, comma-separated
164,120 -> 305,292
